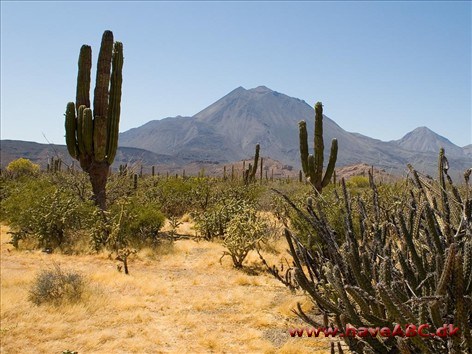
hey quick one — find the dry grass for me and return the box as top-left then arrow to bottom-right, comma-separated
0,223 -> 338,353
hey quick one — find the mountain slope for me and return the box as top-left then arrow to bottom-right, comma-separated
119,85 -> 470,176
120,86 -> 384,167
0,140 -> 179,169
463,144 -> 472,158
394,127 -> 465,158
3,87 -> 470,178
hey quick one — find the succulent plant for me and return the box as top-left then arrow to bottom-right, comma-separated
65,30 -> 123,209
299,102 -> 337,193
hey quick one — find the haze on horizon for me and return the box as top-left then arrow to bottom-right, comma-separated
1,1 -> 471,147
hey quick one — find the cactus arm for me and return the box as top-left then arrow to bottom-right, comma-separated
76,45 -> 91,112
299,120 -> 309,174
260,157 -> 263,181
321,138 -> 338,188
93,116 -> 107,161
313,102 -> 324,188
82,108 -> 93,155
251,144 -> 260,180
65,102 -> 78,159
106,41 -> 123,164
93,30 -> 114,119
77,105 -> 86,156
307,154 -> 316,185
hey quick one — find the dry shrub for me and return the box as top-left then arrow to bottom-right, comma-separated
29,264 -> 85,306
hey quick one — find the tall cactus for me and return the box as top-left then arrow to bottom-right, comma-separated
299,102 -> 338,193
65,30 -> 123,209
243,144 -> 260,185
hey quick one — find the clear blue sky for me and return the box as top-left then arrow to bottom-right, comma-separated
1,1 -> 471,147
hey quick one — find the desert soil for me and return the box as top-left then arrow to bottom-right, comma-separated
0,223 -> 342,353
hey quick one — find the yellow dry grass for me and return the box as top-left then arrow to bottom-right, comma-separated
0,223 -> 339,353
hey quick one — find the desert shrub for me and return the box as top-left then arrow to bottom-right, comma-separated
29,264 -> 85,306
346,175 -> 370,188
192,195 -> 256,240
222,209 -> 269,268
49,171 -> 92,202
6,158 -> 40,177
2,176 -> 96,249
91,197 -> 166,251
122,200 -> 166,246
144,178 -> 197,216
106,170 -> 137,205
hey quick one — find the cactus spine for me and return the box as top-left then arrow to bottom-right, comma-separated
299,102 -> 338,193
64,31 -> 123,209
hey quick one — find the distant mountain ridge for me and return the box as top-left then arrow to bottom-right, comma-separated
119,86 -> 470,177
2,86 -> 470,178
0,140 -> 180,170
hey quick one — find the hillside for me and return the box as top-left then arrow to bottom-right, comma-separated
0,140 -> 180,170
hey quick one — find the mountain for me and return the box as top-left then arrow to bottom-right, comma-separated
120,86 -> 398,168
394,127 -> 465,157
119,86 -> 471,177
464,144 -> 472,158
2,86 -> 470,178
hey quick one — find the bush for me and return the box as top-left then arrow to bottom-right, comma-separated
193,197 -> 253,240
346,175 -> 370,188
123,200 -> 166,246
6,158 -> 40,177
29,264 -> 85,306
222,209 -> 268,268
90,197 -> 166,251
191,183 -> 262,240
2,176 -> 97,249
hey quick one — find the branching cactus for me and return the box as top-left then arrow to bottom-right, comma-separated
299,102 -> 337,193
65,30 -> 123,209
268,149 -> 472,353
243,144 -> 260,185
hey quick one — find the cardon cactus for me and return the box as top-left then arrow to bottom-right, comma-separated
244,144 -> 260,185
299,102 -> 337,193
65,30 -> 123,209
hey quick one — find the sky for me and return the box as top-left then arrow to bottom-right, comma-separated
1,1 -> 471,147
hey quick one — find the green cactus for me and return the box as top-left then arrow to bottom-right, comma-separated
265,148 -> 471,353
260,157 -> 263,183
243,144 -> 260,185
299,102 -> 338,193
64,30 -> 123,210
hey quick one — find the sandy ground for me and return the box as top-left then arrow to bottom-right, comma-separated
0,223 -> 341,353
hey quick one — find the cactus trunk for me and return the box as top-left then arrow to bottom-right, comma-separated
89,161 -> 109,210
